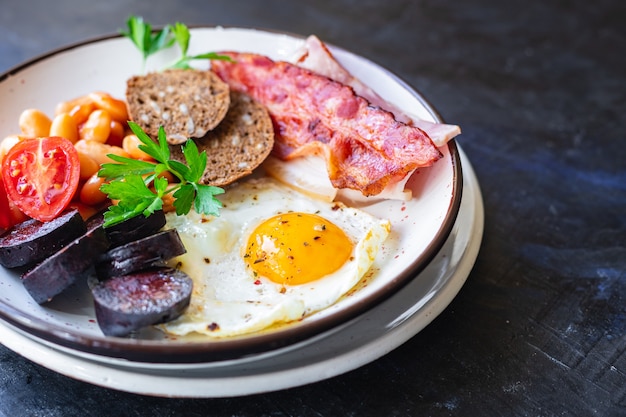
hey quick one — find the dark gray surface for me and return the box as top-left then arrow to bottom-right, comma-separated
1,0 -> 625,415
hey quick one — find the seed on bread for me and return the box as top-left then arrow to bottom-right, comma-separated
169,91 -> 274,187
126,69 -> 230,145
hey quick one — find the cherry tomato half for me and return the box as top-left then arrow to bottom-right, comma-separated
2,137 -> 80,222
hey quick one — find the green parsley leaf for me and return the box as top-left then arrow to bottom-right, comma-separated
98,154 -> 155,179
168,52 -> 234,70
100,174 -> 164,225
121,16 -> 234,71
190,52 -> 233,61
97,124 -> 224,228
194,184 -> 224,215
170,22 -> 191,57
121,15 -> 174,69
151,175 -> 169,200
99,174 -> 156,203
165,21 -> 233,69
128,121 -> 171,162
172,183 -> 195,216
181,139 -> 207,182
102,204 -> 140,227
167,160 -> 190,181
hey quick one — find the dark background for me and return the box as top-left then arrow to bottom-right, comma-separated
1,0 -> 625,415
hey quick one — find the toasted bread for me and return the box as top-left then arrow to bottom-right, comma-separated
126,69 -> 230,145
169,91 -> 274,187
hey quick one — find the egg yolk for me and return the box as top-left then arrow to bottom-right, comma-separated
244,212 -> 354,285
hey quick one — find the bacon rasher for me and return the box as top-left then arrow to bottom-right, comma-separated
290,36 -> 461,147
211,52 -> 443,196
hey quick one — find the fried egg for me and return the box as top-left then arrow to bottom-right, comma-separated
161,176 -> 390,338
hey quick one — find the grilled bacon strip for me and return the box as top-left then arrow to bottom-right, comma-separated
291,35 -> 461,147
211,52 -> 443,196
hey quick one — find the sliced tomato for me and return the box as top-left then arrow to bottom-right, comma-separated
2,137 -> 80,222
0,176 -> 14,230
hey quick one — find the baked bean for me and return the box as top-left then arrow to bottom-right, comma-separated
79,109 -> 112,143
89,92 -> 129,124
7,199 -> 29,225
79,174 -> 107,206
0,135 -> 26,164
19,109 -> 52,137
67,201 -> 99,220
122,134 -> 153,160
107,120 -> 125,147
69,102 -> 96,125
157,170 -> 176,183
74,139 -> 129,166
55,95 -> 92,116
76,151 -> 100,180
49,113 -> 79,143
142,170 -> 176,189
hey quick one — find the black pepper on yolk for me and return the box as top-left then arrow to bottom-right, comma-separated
244,212 -> 354,286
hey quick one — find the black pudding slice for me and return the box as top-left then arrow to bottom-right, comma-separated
95,228 -> 187,280
87,209 -> 167,248
92,268 -> 193,337
0,209 -> 86,268
21,225 -> 109,304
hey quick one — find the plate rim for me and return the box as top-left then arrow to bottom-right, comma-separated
0,26 -> 463,363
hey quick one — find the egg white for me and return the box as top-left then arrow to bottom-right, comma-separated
161,176 -> 391,338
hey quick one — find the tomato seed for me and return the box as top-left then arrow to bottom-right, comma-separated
17,183 -> 29,194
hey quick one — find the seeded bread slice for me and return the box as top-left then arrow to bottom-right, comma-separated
126,69 -> 230,145
169,91 -> 274,187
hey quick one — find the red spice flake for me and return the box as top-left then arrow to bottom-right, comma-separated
254,279 -> 262,285
207,322 -> 220,331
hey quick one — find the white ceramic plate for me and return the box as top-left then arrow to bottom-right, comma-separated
0,27 -> 461,362
0,147 -> 482,397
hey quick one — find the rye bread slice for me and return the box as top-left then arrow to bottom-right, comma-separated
126,69 -> 230,144
169,91 -> 274,186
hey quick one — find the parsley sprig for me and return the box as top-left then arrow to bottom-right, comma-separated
121,16 -> 232,71
167,22 -> 232,69
121,16 -> 174,70
98,122 -> 224,227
